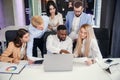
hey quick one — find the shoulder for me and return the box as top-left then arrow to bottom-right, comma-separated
81,12 -> 88,15
90,38 -> 98,45
66,36 -> 72,42
57,12 -> 62,16
28,24 -> 38,32
41,15 -> 49,28
42,15 -> 49,21
8,42 -> 14,46
41,15 -> 49,24
57,13 -> 63,17
91,38 -> 97,42
66,11 -> 74,16
28,24 -> 35,29
81,12 -> 92,18
7,42 -> 16,48
47,34 -> 55,39
41,15 -> 49,20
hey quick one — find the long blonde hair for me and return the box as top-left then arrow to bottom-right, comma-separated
74,24 -> 96,57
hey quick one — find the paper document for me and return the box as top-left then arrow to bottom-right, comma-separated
0,61 -> 28,74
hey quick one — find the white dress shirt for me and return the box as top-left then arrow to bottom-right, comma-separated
69,15 -> 80,40
48,13 -> 63,31
20,43 -> 26,59
46,35 -> 73,54
27,16 -> 49,58
74,39 -> 103,62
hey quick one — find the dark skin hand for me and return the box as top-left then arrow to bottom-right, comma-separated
60,49 -> 70,54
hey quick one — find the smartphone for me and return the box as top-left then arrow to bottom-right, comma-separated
105,59 -> 113,64
34,60 -> 44,64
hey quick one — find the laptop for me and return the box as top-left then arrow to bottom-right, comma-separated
43,53 -> 73,72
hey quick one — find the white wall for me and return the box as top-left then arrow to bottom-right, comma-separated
2,0 -> 14,27
0,0 -> 14,28
0,0 -> 26,28
12,0 -> 26,26
0,0 -> 5,29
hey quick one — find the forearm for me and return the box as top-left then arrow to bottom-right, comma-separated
0,56 -> 13,63
27,39 -> 33,57
47,46 -> 61,54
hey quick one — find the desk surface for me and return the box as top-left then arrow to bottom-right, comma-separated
0,62 -> 12,80
97,58 -> 120,80
0,74 -> 12,80
0,58 -> 120,80
11,63 -> 111,80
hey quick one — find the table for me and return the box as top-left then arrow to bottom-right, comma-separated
97,58 -> 120,80
0,62 -> 12,80
0,74 -> 12,80
0,58 -> 120,80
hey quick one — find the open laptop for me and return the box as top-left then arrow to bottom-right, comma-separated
43,53 -> 73,72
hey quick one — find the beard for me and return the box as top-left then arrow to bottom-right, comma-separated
75,14 -> 81,17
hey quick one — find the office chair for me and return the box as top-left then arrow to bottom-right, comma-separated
0,41 -> 2,54
94,28 -> 110,58
32,31 -> 56,58
5,30 -> 18,47
43,31 -> 56,54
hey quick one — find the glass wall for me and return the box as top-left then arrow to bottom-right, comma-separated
24,0 -> 42,25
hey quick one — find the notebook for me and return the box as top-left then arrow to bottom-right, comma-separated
0,61 -> 28,74
43,53 -> 73,72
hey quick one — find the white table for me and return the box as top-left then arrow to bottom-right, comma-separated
97,58 -> 120,80
0,62 -> 12,80
0,74 -> 12,80
0,58 -> 120,80
11,63 -> 111,80
11,58 -> 113,80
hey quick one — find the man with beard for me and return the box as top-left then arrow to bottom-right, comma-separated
46,25 -> 72,54
65,1 -> 93,41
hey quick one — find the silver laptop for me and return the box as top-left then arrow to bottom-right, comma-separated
43,54 -> 73,72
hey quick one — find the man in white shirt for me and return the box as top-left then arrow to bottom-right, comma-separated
46,25 -> 73,54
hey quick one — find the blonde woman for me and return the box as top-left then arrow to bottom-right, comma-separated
73,24 -> 102,65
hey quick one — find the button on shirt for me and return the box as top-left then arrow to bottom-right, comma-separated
46,35 -> 73,54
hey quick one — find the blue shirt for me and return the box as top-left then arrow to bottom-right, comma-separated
27,16 -> 49,57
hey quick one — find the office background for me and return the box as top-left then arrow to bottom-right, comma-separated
0,0 -> 120,58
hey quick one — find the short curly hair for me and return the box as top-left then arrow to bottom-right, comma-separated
31,15 -> 43,28
73,0 -> 84,8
